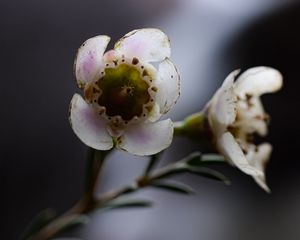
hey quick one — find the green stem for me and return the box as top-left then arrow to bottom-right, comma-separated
96,154 -> 195,206
84,149 -> 109,203
174,111 -> 212,146
28,148 -> 109,240
143,152 -> 163,176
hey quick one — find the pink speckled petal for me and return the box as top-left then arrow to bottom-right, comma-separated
70,94 -> 113,150
118,119 -> 173,156
114,28 -> 171,63
155,58 -> 180,114
75,35 -> 110,88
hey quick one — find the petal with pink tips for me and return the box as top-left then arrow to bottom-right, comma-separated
114,28 -> 171,63
103,49 -> 122,63
118,119 -> 173,156
70,94 -> 113,150
75,35 -> 110,87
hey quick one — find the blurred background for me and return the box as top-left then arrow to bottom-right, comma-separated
1,0 -> 300,239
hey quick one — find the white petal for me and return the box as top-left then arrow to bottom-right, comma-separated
217,132 -> 262,176
118,119 -> 173,156
246,143 -> 272,192
114,28 -> 171,63
235,66 -> 283,97
254,176 -> 270,193
236,96 -> 267,136
75,35 -> 110,87
102,49 -> 122,63
208,70 -> 239,134
70,94 -> 113,150
155,58 -> 180,114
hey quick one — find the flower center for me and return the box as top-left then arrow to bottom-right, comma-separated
97,64 -> 151,121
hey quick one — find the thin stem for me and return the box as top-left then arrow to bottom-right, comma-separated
84,149 -> 109,202
173,111 -> 212,147
97,155 -> 191,206
143,151 -> 163,175
28,148 -> 109,240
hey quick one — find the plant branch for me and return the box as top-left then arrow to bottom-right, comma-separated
27,148 -> 109,240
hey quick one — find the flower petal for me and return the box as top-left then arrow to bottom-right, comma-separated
246,143 -> 272,193
235,66 -> 283,97
155,58 -> 180,114
235,96 -> 268,136
118,119 -> 173,156
103,49 -> 122,63
208,70 -> 239,134
70,94 -> 113,150
114,28 -> 171,63
217,132 -> 262,176
75,35 -> 110,87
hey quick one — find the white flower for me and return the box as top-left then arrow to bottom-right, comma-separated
70,28 -> 180,156
207,67 -> 283,192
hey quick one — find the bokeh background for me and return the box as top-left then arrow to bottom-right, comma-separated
1,0 -> 300,239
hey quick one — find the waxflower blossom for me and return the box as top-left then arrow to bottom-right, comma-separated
207,67 -> 283,192
70,28 -> 180,156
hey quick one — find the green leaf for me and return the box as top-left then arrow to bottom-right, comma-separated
150,152 -> 229,185
19,208 -> 57,240
144,152 -> 163,175
153,166 -> 187,180
103,199 -> 153,210
186,152 -> 226,166
186,166 -> 230,185
201,154 -> 226,164
56,214 -> 90,234
151,181 -> 195,195
185,152 -> 202,166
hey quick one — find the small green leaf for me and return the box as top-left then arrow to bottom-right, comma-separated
201,154 -> 226,164
186,152 -> 226,166
103,199 -> 153,210
19,208 -> 57,240
144,152 -> 163,175
186,166 -> 230,185
185,152 -> 202,166
151,181 -> 195,195
153,166 -> 187,180
57,214 -> 90,234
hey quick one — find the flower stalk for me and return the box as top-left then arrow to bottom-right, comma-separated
96,152 -> 228,207
174,111 -> 212,147
27,148 -> 109,240
24,150 -> 227,240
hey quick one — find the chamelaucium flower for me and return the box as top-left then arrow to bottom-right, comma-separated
70,28 -> 180,156
175,67 -> 283,192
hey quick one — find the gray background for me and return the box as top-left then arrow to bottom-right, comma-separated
1,0 -> 300,239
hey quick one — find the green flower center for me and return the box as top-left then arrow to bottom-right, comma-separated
97,64 -> 151,121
